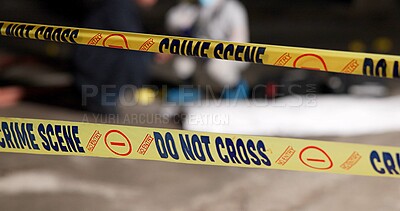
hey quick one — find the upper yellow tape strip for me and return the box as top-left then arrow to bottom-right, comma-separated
0,117 -> 399,178
1,21 -> 400,78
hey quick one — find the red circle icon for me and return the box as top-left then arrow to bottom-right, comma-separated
299,146 -> 333,170
102,34 -> 130,49
293,54 -> 328,71
104,130 -> 132,156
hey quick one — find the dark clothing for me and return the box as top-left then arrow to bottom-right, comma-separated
74,0 -> 152,114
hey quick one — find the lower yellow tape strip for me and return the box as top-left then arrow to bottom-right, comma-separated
0,117 -> 399,178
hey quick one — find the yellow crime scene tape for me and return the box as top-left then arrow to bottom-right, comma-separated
0,117 -> 400,178
1,21 -> 400,178
1,21 -> 400,78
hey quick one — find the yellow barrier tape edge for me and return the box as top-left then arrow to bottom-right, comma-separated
0,117 -> 399,178
1,21 -> 400,79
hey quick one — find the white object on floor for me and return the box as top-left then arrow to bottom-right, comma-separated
183,95 -> 400,137
0,170 -> 139,199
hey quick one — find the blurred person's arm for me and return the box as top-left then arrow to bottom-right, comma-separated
206,1 -> 250,87
165,2 -> 200,35
0,87 -> 24,108
162,2 -> 200,77
225,1 -> 250,43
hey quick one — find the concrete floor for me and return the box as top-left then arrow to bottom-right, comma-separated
0,102 -> 400,211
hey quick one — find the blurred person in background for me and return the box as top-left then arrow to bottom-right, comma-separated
165,0 -> 250,102
74,0 -> 158,114
0,0 -> 94,109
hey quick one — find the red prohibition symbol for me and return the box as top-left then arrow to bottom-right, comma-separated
102,34 -> 130,49
293,53 -> 328,71
299,146 -> 333,170
104,130 -> 132,156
